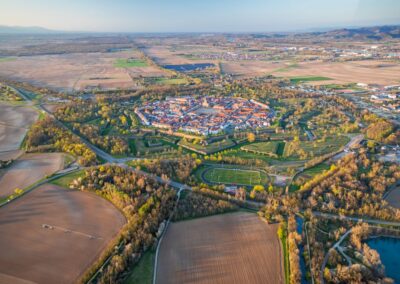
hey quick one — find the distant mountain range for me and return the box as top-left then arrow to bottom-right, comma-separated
0,24 -> 399,39
312,25 -> 400,40
0,25 -> 57,34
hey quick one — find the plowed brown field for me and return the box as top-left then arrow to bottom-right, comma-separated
0,184 -> 125,284
0,103 -> 38,160
0,153 -> 64,198
156,212 -> 283,284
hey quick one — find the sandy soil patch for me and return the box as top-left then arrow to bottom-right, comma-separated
0,153 -> 64,198
157,212 -> 283,284
0,183 -> 125,284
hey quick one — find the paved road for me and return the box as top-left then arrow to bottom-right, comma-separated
119,163 -> 192,191
316,209 -> 400,284
16,87 -> 136,164
331,134 -> 364,161
313,211 -> 400,227
320,228 -> 352,284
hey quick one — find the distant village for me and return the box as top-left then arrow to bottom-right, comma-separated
136,96 -> 274,136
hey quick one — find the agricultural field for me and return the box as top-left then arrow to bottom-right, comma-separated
0,103 -> 38,160
0,153 -> 65,198
220,59 -> 400,85
156,212 -> 283,284
0,57 -> 16,63
289,76 -> 332,84
203,167 -> 270,186
270,60 -> 400,85
0,183 -> 126,284
147,77 -> 189,85
0,51 -> 169,91
220,60 -> 288,78
114,58 -> 148,67
141,45 -> 214,66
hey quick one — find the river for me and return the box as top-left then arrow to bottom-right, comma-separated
296,216 -> 309,284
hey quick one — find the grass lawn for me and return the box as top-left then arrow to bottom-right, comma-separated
224,149 -> 274,165
289,76 -> 332,84
50,170 -> 84,188
241,141 -> 281,157
276,142 -> 285,156
303,163 -> 330,176
279,228 -> 290,284
179,139 -> 235,155
291,162 -> 331,192
283,135 -> 349,158
129,137 -> 174,156
123,249 -> 155,284
114,58 -> 148,68
203,168 -> 269,186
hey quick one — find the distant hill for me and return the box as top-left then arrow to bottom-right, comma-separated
314,25 -> 400,40
0,25 -> 58,34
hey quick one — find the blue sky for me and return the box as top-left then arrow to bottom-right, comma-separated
0,0 -> 399,32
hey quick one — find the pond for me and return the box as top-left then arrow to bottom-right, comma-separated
162,63 -> 214,72
296,216 -> 309,284
366,237 -> 400,283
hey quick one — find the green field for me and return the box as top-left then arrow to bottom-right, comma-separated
179,138 -> 235,155
289,76 -> 332,84
50,170 -> 84,188
274,62 -> 298,73
223,149 -> 274,165
241,141 -> 282,157
154,77 -> 189,85
302,163 -> 330,176
0,57 -> 16,63
114,58 -> 148,68
291,162 -> 331,192
203,167 -> 269,186
129,137 -> 175,156
123,249 -> 155,284
283,135 -> 349,158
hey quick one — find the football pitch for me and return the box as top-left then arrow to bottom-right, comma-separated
203,168 -> 269,186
